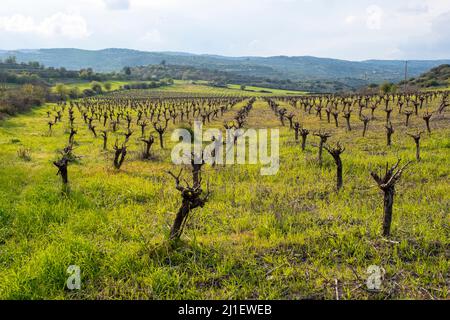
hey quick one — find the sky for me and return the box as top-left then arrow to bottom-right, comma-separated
0,0 -> 449,60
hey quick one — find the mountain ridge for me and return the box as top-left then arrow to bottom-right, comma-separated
1,48 -> 449,84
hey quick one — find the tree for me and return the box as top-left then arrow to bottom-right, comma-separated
371,160 -> 410,237
5,56 -> 17,64
407,131 -> 424,161
360,115 -> 370,137
79,69 -> 93,80
91,81 -> 103,94
167,158 -> 210,240
69,87 -> 81,99
314,131 -> 332,166
113,141 -> 127,170
423,111 -> 432,133
385,122 -> 395,146
53,144 -> 78,193
29,61 -> 40,68
240,85 -> 246,91
300,128 -> 309,151
324,142 -> 345,191
123,66 -> 132,76
55,83 -> 69,99
104,82 -> 112,91
141,135 -> 155,160
83,88 -> 96,97
153,121 -> 168,149
20,84 -> 47,104
380,82 -> 395,95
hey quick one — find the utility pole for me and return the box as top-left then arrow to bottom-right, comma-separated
404,60 -> 408,93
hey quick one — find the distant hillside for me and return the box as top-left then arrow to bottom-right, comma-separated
0,57 -> 111,86
127,64 -> 356,93
401,64 -> 450,88
1,49 -> 449,85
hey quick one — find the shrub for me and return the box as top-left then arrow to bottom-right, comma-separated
0,84 -> 48,115
54,83 -> 69,99
83,88 -> 96,97
17,147 -> 32,161
91,81 -> 103,94
69,87 -> 81,99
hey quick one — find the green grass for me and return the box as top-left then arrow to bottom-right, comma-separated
424,86 -> 450,92
149,82 -> 306,97
52,80 -> 307,97
0,88 -> 448,300
0,83 -> 21,90
52,81 -> 147,93
105,81 -> 253,97
146,81 -> 256,96
227,84 -> 307,95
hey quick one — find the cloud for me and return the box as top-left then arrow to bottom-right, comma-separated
141,29 -> 162,43
428,11 -> 450,55
39,13 -> 90,38
399,1 -> 429,14
248,39 -> 260,48
0,13 -> 90,39
0,14 -> 35,33
366,5 -> 383,30
103,0 -> 130,10
0,0 -> 449,59
345,15 -> 356,24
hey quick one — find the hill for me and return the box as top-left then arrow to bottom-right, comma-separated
1,48 -> 449,84
127,64 -> 355,93
401,64 -> 450,89
0,57 -> 108,85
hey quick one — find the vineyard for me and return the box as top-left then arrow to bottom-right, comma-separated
0,83 -> 448,300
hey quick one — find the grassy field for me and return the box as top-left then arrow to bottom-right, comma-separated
425,86 -> 450,92
55,80 -> 298,97
0,85 -> 448,300
152,81 -> 305,97
53,81 -> 139,92
115,80 -> 307,97
0,83 -> 21,90
227,84 -> 307,95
